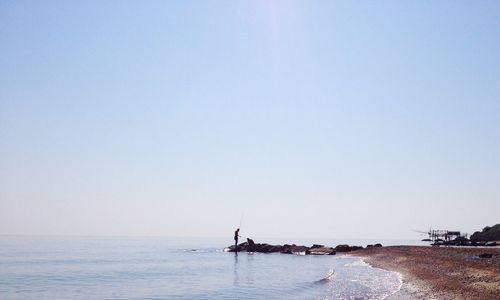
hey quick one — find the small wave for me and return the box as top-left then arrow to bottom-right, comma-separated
358,257 -> 403,299
344,258 -> 371,268
384,271 -> 403,299
183,248 -> 220,253
315,269 -> 336,284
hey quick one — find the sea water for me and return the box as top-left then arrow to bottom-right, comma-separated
0,236 -> 415,299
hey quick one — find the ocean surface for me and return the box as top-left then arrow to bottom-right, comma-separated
0,236 -> 427,300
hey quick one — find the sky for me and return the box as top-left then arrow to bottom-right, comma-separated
1,1 -> 499,240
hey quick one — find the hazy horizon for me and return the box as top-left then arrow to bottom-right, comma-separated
1,1 -> 499,240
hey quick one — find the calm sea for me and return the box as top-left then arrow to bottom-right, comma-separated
0,236 -> 426,299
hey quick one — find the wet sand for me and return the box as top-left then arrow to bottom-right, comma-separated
351,246 -> 500,299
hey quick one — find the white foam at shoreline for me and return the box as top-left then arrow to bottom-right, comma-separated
355,256 -> 404,300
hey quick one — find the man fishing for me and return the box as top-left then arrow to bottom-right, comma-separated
234,228 -> 241,252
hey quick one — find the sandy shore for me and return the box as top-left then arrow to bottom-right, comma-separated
350,246 -> 500,299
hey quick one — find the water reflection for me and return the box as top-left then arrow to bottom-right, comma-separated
233,252 -> 256,287
233,252 -> 239,286
245,253 -> 254,284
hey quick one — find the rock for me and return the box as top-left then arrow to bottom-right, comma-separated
268,245 -> 283,253
247,238 -> 256,252
226,242 -> 249,252
445,237 -> 470,246
335,244 -> 352,252
334,244 -> 363,252
225,239 -> 351,256
280,244 -> 308,254
306,247 -> 336,255
291,245 -> 309,254
254,243 -> 283,253
374,243 -> 382,248
256,243 -> 271,252
226,240 -> 292,253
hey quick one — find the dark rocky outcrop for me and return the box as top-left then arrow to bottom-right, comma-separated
224,239 -> 365,255
334,244 -> 351,252
334,244 -> 364,252
444,236 -> 470,246
229,238 -> 285,253
246,238 -> 257,252
280,244 -> 309,254
470,224 -> 500,242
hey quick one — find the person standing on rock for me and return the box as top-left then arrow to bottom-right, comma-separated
234,228 -> 241,251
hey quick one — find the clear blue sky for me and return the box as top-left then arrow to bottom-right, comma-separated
1,1 -> 499,239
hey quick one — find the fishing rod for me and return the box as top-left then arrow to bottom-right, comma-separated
239,212 -> 244,229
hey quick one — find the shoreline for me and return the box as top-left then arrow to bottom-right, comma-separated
350,246 -> 500,300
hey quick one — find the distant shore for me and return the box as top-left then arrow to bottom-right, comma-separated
350,246 -> 500,300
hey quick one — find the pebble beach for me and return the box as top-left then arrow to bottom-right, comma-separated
352,246 -> 500,299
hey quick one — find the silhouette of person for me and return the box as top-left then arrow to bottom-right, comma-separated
234,228 -> 241,251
